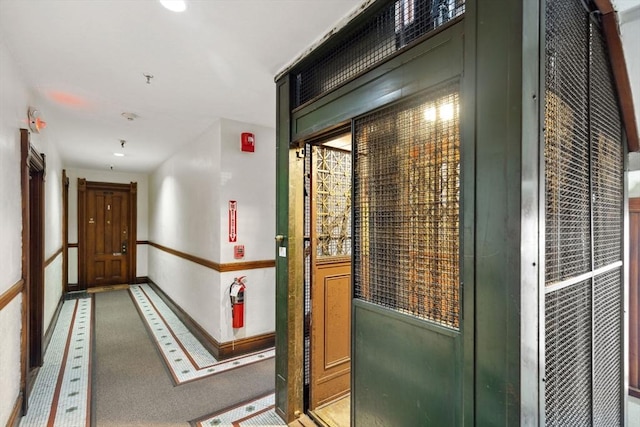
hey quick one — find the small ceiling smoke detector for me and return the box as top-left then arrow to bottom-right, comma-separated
121,112 -> 138,121
160,0 -> 186,12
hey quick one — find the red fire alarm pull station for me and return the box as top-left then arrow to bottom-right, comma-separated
241,132 -> 255,152
234,245 -> 245,259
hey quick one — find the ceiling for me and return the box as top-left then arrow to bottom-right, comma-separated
1,0 -> 639,173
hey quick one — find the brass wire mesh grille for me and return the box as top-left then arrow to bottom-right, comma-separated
292,0 -> 465,108
544,280 -> 593,427
354,85 -> 460,328
543,0 -> 624,425
593,269 -> 623,426
314,146 -> 352,258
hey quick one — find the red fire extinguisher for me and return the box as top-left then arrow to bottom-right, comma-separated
229,276 -> 246,328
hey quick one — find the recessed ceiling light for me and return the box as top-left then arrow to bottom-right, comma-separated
160,0 -> 186,12
113,152 -> 125,157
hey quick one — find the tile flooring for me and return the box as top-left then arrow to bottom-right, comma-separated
191,393 -> 286,426
129,284 -> 275,385
20,297 -> 92,427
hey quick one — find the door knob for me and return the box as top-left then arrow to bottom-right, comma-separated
275,235 -> 286,244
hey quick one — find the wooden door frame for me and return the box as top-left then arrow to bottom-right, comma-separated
20,128 -> 46,413
77,179 -> 137,289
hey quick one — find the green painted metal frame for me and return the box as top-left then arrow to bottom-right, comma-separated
275,0 -> 544,424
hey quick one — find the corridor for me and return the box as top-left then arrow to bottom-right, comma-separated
19,285 -> 277,427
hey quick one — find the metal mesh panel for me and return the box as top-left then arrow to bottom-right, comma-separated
543,1 -> 625,425
292,0 -> 465,108
304,143 -> 311,388
593,269 -> 623,426
544,280 -> 592,427
354,84 -> 460,328
314,146 -> 352,258
544,0 -> 591,285
590,26 -> 623,269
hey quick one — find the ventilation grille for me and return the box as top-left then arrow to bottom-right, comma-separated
354,84 -> 460,328
292,0 -> 465,109
593,269 -> 622,426
544,280 -> 593,427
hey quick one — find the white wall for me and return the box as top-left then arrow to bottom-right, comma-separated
629,170 -> 640,198
41,146 -> 64,334
0,37 -> 33,424
0,38 -> 63,425
218,119 -> 276,342
149,118 -> 275,344
66,168 -> 149,282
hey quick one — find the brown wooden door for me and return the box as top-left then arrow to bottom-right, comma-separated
310,144 -> 352,409
311,259 -> 351,408
86,189 -> 129,286
79,180 -> 136,289
630,197 -> 640,397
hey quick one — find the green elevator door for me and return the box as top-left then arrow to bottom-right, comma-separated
352,84 -> 463,426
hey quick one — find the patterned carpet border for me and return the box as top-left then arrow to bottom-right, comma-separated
190,392 -> 286,427
20,297 -> 93,427
129,284 -> 275,385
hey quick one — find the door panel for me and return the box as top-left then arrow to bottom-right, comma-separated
86,188 -> 129,287
311,260 -> 351,408
310,143 -> 352,410
352,85 -> 462,425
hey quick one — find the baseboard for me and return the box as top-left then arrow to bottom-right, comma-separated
135,276 -> 149,284
630,387 -> 640,399
8,392 -> 23,427
42,294 -> 65,355
218,331 -> 275,360
145,279 -> 274,360
66,283 -> 80,293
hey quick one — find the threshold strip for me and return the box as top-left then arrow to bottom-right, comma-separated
129,284 -> 275,385
190,393 -> 286,427
20,297 -> 92,427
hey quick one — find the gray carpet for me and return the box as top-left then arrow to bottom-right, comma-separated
93,289 -> 274,426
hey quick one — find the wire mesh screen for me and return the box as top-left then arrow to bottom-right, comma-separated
354,84 -> 460,328
544,280 -> 593,427
292,0 -> 465,108
593,268 -> 623,426
543,0 -> 625,425
304,143 -> 311,388
590,26 -> 623,269
313,146 -> 352,258
544,0 -> 591,285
